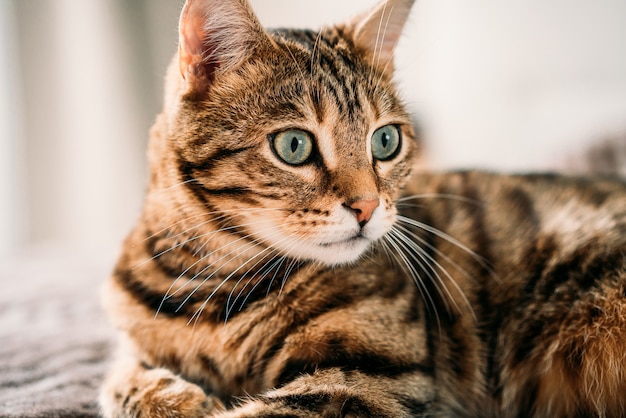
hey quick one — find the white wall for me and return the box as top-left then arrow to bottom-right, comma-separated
0,0 -> 24,256
397,0 -> 626,170
4,0 -> 152,259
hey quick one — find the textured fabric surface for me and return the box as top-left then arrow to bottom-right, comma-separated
0,249 -> 116,417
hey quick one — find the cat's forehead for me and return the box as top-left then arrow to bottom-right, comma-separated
262,27 -> 407,127
268,27 -> 367,83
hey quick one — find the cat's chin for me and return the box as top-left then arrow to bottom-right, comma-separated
292,236 -> 373,266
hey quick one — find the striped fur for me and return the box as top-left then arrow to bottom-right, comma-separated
100,0 -> 626,417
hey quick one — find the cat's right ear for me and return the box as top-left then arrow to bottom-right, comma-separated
178,0 -> 271,95
347,0 -> 415,74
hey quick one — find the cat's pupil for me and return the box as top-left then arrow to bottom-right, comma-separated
381,133 -> 389,149
291,137 -> 299,153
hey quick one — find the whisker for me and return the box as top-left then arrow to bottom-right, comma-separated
224,248 -> 285,321
391,226 -> 477,322
368,0 -> 388,89
279,258 -> 301,296
310,27 -> 323,76
156,218 -> 302,318
227,252 -> 287,319
136,207 -> 287,269
188,252 -> 263,325
264,256 -> 288,298
152,217 -> 288,308
382,232 -> 443,338
161,214 -> 304,322
388,228 -> 454,317
394,223 -> 478,286
165,219 -> 297,297
188,230 -> 300,326
187,243 -> 279,326
396,215 -> 498,282
396,193 -> 485,207
375,4 -> 395,72
276,32 -> 310,97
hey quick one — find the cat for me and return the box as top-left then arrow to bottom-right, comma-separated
99,0 -> 626,416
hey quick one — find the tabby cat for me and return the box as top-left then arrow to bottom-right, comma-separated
99,0 -> 626,416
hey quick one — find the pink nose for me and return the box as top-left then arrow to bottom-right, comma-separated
348,198 -> 380,226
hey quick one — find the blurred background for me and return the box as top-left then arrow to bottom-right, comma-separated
1,0 -> 626,263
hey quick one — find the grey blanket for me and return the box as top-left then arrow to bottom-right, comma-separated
0,250 -> 116,417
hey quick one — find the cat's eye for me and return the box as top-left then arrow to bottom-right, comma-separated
271,129 -> 314,166
371,125 -> 401,161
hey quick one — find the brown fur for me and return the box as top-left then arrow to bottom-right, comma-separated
100,0 -> 626,417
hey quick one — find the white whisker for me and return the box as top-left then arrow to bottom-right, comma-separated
388,228 -> 454,317
310,28 -> 323,76
276,32 -> 311,97
369,3 -> 398,97
382,232 -> 443,337
227,252 -> 287,319
396,193 -> 485,207
368,1 -> 388,88
394,223 -> 479,286
188,229 -> 301,326
391,226 -> 477,322
396,215 -> 497,281
279,258 -> 301,296
136,207 -> 287,270
155,217 -> 302,318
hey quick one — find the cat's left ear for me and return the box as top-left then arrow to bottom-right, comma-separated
178,0 -> 271,94
346,0 -> 415,73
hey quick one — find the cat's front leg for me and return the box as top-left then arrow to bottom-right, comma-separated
100,354 -> 225,418
212,368 -> 432,418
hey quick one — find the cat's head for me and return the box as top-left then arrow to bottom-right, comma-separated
150,0 -> 417,266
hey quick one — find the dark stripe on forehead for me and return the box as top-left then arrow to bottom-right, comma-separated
271,28 -> 319,50
270,28 -> 346,58
274,27 -> 366,120
318,71 -> 363,120
309,86 -> 325,123
324,66 -> 363,119
319,75 -> 346,114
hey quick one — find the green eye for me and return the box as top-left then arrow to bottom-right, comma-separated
371,125 -> 401,161
271,129 -> 314,165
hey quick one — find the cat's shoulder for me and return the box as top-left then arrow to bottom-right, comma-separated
406,169 -> 626,199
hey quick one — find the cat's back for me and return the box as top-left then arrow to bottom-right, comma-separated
402,170 -> 626,296
402,170 -> 625,417
405,170 -> 626,244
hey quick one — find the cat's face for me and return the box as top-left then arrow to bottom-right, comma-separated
153,0 -> 417,266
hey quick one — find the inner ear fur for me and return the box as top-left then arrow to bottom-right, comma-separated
178,0 -> 272,94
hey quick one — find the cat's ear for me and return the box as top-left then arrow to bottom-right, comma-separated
347,0 -> 414,73
178,0 -> 271,94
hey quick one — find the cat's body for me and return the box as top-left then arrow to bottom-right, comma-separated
100,0 -> 626,417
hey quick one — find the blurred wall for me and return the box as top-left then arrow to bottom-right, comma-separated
1,0 -> 625,260
0,0 -> 22,257
2,0 -> 181,260
398,0 -> 626,170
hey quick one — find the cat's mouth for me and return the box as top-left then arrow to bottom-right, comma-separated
319,234 -> 366,248
307,233 -> 372,265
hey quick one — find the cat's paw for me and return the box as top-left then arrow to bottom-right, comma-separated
101,366 -> 225,418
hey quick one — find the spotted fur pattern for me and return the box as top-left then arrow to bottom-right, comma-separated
100,0 -> 626,416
